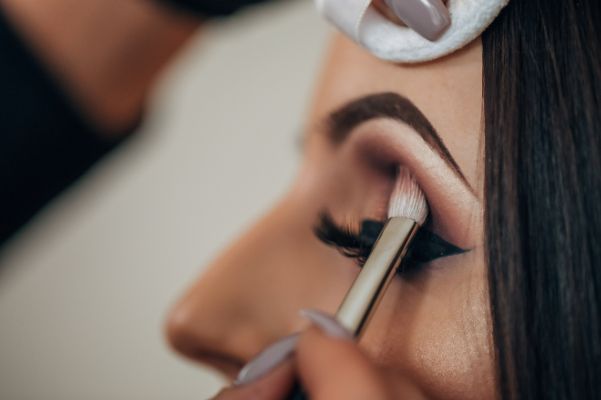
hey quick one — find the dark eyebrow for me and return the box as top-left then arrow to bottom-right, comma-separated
326,92 -> 472,191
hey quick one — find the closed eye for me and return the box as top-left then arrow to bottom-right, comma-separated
314,212 -> 466,275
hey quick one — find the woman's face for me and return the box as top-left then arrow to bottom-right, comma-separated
167,33 -> 493,399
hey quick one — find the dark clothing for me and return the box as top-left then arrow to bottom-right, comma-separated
159,0 -> 276,17
0,9 -> 129,246
0,0 -> 263,247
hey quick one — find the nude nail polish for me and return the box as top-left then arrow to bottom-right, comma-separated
299,309 -> 353,340
234,334 -> 299,386
384,0 -> 451,41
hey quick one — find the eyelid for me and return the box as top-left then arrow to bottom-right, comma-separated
324,93 -> 472,194
342,120 -> 482,248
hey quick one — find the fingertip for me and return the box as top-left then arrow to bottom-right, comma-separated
295,329 -> 388,400
299,308 -> 353,340
384,0 -> 451,41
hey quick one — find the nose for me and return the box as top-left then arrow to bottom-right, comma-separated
164,195 -> 356,378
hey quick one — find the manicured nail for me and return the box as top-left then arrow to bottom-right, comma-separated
384,0 -> 451,41
234,333 -> 299,386
299,309 -> 353,340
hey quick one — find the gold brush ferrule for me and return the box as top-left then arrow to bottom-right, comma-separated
335,217 -> 419,337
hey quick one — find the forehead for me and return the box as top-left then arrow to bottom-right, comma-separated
306,34 -> 484,192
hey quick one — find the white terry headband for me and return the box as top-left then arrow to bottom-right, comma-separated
315,0 -> 510,63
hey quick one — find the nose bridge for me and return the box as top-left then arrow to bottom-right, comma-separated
166,195 -> 355,368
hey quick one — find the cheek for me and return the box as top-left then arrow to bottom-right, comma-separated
166,178 -> 361,370
359,248 -> 495,400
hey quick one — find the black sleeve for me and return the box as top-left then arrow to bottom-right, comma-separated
158,0 -> 278,17
0,8 -> 134,247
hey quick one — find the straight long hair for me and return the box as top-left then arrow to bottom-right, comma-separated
482,0 -> 601,398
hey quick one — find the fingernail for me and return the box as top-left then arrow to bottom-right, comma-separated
384,0 -> 451,41
299,309 -> 353,340
234,333 -> 299,386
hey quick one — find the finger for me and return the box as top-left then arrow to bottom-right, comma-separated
379,0 -> 450,41
212,361 -> 294,400
295,310 -> 391,400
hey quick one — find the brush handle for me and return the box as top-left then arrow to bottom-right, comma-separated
336,217 -> 418,336
287,380 -> 307,400
286,218 -> 418,400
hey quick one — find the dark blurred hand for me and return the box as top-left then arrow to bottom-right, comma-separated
1,0 -> 200,132
160,0 -> 284,18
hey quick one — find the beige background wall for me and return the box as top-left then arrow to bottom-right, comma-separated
0,2 -> 329,398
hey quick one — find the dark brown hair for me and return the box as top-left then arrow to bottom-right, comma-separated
482,0 -> 601,398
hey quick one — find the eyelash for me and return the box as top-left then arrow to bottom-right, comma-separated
313,212 -> 465,275
314,213 -> 378,266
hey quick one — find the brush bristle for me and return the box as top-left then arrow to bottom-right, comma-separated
387,166 -> 428,225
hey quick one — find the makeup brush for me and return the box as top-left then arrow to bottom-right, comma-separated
288,166 -> 428,399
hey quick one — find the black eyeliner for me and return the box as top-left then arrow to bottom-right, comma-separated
314,212 -> 466,274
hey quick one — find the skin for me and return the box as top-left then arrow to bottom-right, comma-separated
167,33 -> 495,399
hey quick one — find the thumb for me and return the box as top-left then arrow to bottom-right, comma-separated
295,309 -> 392,400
